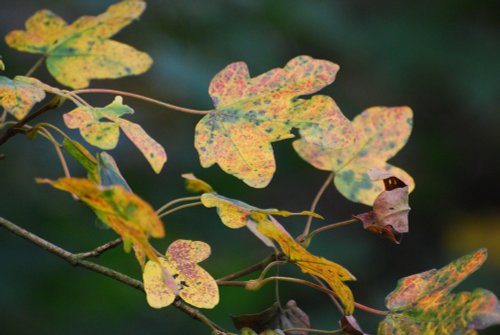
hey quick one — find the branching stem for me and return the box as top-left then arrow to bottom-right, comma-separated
156,196 -> 201,214
75,238 -> 122,259
216,254 -> 277,282
303,173 -> 333,237
158,201 -> 203,219
72,88 -> 211,115
0,217 -> 225,333
305,218 -> 359,243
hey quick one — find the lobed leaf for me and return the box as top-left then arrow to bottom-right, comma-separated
294,106 -> 415,205
63,96 -> 166,173
143,239 -> 219,309
201,192 -> 321,229
379,249 -> 500,334
256,215 -> 355,314
195,55 -> 354,188
37,177 -> 164,267
0,75 -> 45,119
5,0 -> 152,88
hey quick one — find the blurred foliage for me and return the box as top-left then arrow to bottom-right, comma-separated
0,0 -> 499,334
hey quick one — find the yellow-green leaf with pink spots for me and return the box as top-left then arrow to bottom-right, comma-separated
195,55 -> 355,188
294,106 -> 415,205
63,96 -> 166,173
379,249 -> 500,335
5,0 -> 152,89
0,75 -> 45,119
143,239 -> 219,309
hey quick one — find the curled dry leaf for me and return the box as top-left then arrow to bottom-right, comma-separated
294,106 -> 414,205
5,0 -> 152,88
36,177 -> 164,268
195,55 -> 354,188
354,176 -> 410,244
256,215 -> 356,314
143,239 -> 219,309
63,96 -> 166,173
232,300 -> 310,335
340,315 -> 369,335
379,249 -> 500,335
0,75 -> 45,119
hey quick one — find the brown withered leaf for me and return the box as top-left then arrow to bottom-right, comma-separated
340,315 -> 369,335
232,300 -> 310,335
354,176 -> 410,244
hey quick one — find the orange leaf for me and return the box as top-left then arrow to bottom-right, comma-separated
0,75 -> 45,119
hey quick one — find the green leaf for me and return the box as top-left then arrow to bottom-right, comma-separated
294,106 -> 415,205
63,96 -> 166,173
379,249 -> 500,335
0,75 -> 45,119
62,138 -> 99,182
195,55 -> 354,188
5,0 -> 152,88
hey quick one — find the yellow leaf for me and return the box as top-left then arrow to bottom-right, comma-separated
255,215 -> 355,314
294,106 -> 415,205
37,177 -> 164,266
63,96 -> 167,173
0,75 -> 45,119
195,56 -> 354,188
5,0 -> 152,88
181,173 -> 214,194
201,192 -> 321,229
143,239 -> 219,309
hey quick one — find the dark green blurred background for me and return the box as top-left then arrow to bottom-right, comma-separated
1,0 -> 499,334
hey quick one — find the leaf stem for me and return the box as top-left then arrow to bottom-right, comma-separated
216,254 -> 277,282
72,88 -> 211,115
306,218 -> 359,243
25,55 -> 46,77
157,201 -> 203,219
0,217 -> 226,333
156,196 -> 201,214
36,127 -> 72,179
302,173 -> 333,238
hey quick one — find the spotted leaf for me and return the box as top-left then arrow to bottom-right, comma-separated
0,75 -> 45,119
195,55 -> 354,188
63,96 -> 166,173
379,249 -> 500,335
256,215 -> 355,314
5,0 -> 152,88
36,177 -> 164,267
294,106 -> 414,205
143,239 -> 219,309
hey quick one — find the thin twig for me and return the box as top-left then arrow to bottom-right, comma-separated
158,201 -> 203,218
25,55 -> 46,77
72,88 -> 211,115
75,238 -> 122,259
306,218 -> 359,243
0,217 -> 227,332
302,173 -> 333,238
216,254 -> 276,282
156,196 -> 201,214
0,97 -> 61,146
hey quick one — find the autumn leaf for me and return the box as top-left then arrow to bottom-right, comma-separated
36,177 -> 164,267
232,300 -> 310,335
340,315 -> 368,335
195,55 -> 355,188
5,0 -> 152,89
256,215 -> 355,314
379,249 -> 500,335
201,192 -> 321,229
143,239 -> 219,309
181,173 -> 214,194
294,106 -> 415,205
63,96 -> 166,173
354,176 -> 410,244
0,75 -> 45,119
